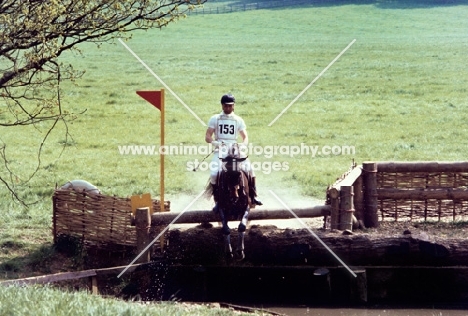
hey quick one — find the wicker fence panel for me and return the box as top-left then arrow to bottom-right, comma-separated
53,189 -> 170,248
377,171 -> 468,221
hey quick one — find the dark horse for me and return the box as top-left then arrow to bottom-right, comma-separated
213,152 -> 253,260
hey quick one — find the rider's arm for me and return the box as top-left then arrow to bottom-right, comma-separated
239,130 -> 248,145
205,127 -> 216,143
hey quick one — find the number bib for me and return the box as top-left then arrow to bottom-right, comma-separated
216,117 -> 238,142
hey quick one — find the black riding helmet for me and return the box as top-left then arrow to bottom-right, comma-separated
220,94 -> 235,105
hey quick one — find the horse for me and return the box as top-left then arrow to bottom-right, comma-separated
213,145 -> 253,260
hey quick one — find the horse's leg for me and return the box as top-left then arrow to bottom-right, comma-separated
235,206 -> 250,260
218,207 -> 233,259
224,234 -> 233,258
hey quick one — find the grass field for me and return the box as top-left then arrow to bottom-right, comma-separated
0,284 -> 261,315
1,0 -> 468,308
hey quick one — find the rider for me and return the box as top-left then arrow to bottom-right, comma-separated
205,93 -> 262,208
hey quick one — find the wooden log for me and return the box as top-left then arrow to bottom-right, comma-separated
135,207 -> 151,263
352,269 -> 367,303
328,187 -> 339,199
378,188 -> 468,200
313,268 -> 331,302
327,187 -> 340,230
150,205 -> 331,226
332,166 -> 362,189
376,161 -> 468,173
164,225 -> 467,267
330,196 -> 340,230
363,162 -> 379,228
339,185 -> 354,231
329,167 -> 362,229
353,175 -> 364,226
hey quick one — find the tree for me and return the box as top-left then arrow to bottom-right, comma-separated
0,0 -> 206,205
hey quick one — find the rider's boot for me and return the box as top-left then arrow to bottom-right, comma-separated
211,183 -> 219,213
250,177 -> 263,206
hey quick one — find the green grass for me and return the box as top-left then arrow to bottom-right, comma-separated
5,4 -> 467,197
0,285 -> 259,315
1,0 -> 468,310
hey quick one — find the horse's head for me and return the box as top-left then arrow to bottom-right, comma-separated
218,156 -> 250,209
221,156 -> 247,174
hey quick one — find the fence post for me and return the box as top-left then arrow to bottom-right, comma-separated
313,268 -> 331,303
363,162 -> 379,228
353,174 -> 364,228
135,207 -> 151,263
339,185 -> 354,231
351,269 -> 367,303
90,276 -> 99,295
52,195 -> 57,244
328,188 -> 340,230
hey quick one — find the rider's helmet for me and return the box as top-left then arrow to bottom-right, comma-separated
220,94 -> 235,105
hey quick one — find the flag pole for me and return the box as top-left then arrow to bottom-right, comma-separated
160,89 -> 165,213
135,89 -> 166,213
135,89 -> 166,250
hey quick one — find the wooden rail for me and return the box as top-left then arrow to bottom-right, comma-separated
0,263 -> 149,294
378,188 -> 468,200
376,161 -> 468,172
150,205 -> 331,226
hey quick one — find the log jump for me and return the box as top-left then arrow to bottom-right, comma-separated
149,205 -> 331,226
52,160 -> 468,252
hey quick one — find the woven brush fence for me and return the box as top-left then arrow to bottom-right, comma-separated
327,161 -> 468,230
53,189 -> 170,248
376,162 -> 468,222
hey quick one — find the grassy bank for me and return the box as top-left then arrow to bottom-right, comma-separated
0,285 -> 260,315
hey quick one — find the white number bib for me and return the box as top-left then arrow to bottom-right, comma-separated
216,117 -> 238,141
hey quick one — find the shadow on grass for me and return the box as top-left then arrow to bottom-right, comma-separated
0,243 -> 58,278
0,235 -> 142,281
0,235 -> 87,280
